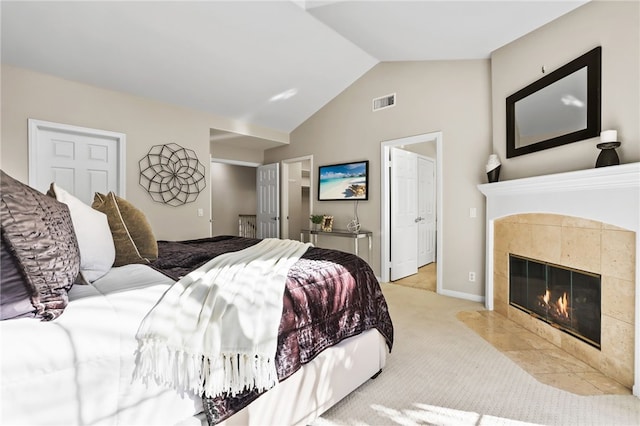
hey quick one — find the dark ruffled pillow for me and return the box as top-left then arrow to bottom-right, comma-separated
92,192 -> 158,267
0,234 -> 35,320
0,170 -> 80,321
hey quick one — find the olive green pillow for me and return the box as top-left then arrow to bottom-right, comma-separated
92,192 -> 158,267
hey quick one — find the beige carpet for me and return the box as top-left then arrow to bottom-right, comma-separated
314,283 -> 640,426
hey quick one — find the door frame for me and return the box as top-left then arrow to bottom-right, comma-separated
381,131 -> 443,292
28,119 -> 126,197
281,155 -> 313,240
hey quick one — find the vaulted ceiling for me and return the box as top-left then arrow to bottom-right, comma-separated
1,0 -> 588,148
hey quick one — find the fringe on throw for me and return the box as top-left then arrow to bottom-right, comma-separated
133,339 -> 278,398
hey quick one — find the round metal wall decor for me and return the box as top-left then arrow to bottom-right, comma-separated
138,143 -> 206,206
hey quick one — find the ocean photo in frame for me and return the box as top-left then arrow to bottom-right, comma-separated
318,160 -> 369,201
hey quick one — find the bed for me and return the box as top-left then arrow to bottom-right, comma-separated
0,171 -> 394,426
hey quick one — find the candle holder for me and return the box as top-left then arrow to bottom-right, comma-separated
595,142 -> 621,168
486,154 -> 501,183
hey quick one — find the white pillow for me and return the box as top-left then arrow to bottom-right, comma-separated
48,183 -> 116,282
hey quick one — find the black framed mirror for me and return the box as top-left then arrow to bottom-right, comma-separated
506,46 -> 601,158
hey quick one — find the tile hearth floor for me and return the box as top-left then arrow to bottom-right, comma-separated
393,266 -> 630,396
457,310 -> 631,396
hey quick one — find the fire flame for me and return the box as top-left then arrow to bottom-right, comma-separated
541,289 -> 570,318
557,292 -> 569,317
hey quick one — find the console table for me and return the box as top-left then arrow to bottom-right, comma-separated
300,229 -> 372,258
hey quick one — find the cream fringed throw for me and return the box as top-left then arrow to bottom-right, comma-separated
133,238 -> 311,398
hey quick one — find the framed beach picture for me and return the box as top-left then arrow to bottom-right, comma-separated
318,160 -> 369,201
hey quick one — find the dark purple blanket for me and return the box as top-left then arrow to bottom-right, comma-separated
151,236 -> 394,425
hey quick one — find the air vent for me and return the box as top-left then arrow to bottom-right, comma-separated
372,93 -> 396,111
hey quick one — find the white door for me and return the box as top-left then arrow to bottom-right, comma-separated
390,147 -> 418,281
418,156 -> 436,266
28,119 -> 125,205
257,163 -> 280,239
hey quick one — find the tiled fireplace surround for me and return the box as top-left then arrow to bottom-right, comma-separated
479,163 -> 640,395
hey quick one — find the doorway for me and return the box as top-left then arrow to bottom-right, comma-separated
417,155 -> 436,267
281,156 -> 313,241
210,159 -> 260,237
381,132 -> 443,293
210,156 -> 312,241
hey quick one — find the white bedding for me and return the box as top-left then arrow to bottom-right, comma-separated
0,264 -> 202,426
1,263 -> 388,426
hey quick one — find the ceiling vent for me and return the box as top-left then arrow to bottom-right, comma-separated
372,93 -> 396,111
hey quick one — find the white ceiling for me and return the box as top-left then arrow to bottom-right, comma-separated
1,0 -> 588,148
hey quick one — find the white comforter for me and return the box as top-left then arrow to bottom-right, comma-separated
0,265 -> 203,426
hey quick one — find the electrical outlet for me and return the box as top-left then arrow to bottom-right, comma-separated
468,272 -> 476,282
197,208 -> 204,217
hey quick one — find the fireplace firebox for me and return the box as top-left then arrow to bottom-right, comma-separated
509,254 -> 601,348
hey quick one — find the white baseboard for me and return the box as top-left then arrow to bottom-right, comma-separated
439,288 -> 485,303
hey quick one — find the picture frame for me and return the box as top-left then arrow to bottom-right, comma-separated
321,215 -> 334,232
318,160 -> 369,201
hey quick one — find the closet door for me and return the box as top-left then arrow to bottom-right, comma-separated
29,119 -> 125,205
256,163 -> 280,239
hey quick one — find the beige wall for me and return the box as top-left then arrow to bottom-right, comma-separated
3,0 -> 634,301
265,60 -> 493,296
404,141 -> 437,158
265,0 -> 639,296
491,0 -> 640,180
210,142 -> 265,165
210,163 -> 257,236
0,65 -> 286,241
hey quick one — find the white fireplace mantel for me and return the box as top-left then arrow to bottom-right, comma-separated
478,162 -> 640,396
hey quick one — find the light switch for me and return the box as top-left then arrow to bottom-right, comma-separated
197,208 -> 204,217
469,207 -> 477,218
